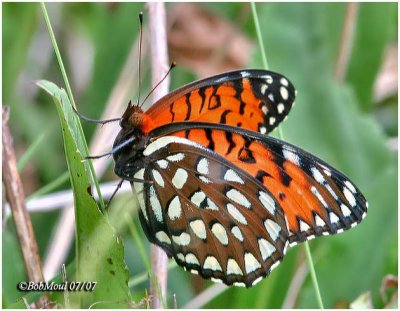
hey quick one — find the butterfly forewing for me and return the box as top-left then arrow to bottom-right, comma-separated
133,136 -> 289,287
146,70 -> 296,135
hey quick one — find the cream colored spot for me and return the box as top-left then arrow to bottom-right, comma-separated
227,258 -> 243,275
190,220 -> 207,240
203,256 -> 222,272
211,223 -> 228,245
244,253 -> 261,273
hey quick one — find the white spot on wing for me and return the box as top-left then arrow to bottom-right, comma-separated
211,223 -> 228,245
133,168 -> 145,181
241,71 -> 251,78
270,261 -> 280,271
190,220 -> 207,240
168,196 -> 182,220
310,166 -> 325,183
231,226 -> 244,241
280,77 -> 289,86
224,169 -> 245,184
227,258 -> 243,275
252,276 -> 263,286
277,103 -> 285,114
280,86 -> 289,100
344,180 -> 357,193
177,253 -> 185,261
185,253 -> 200,266
269,117 -> 276,126
329,212 -> 339,224
191,191 -> 206,207
264,219 -> 281,241
262,105 -> 268,115
244,253 -> 261,273
315,214 -> 325,227
156,231 -> 171,244
264,75 -> 273,84
226,189 -> 251,208
166,153 -> 185,162
211,277 -> 223,284
197,158 -> 209,175
343,187 -> 357,207
340,204 -> 352,217
152,170 -> 164,187
260,126 -> 267,134
156,159 -> 168,169
261,84 -> 268,95
283,147 -> 301,166
268,94 -> 274,102
172,232 -> 191,246
203,256 -> 222,272
299,220 -> 311,232
259,191 -> 276,215
258,238 -> 276,260
149,186 -> 163,223
133,170 -> 147,220
199,176 -> 211,183
144,136 -> 199,156
234,282 -> 246,287
307,234 -> 315,241
206,198 -> 219,211
172,168 -> 188,189
227,203 -> 247,224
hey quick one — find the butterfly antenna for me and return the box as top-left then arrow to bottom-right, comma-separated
84,136 -> 135,160
105,179 -> 124,210
136,12 -> 144,107
71,104 -> 121,125
139,61 -> 176,108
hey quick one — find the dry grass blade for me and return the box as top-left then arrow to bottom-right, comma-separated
335,3 -> 359,81
2,106 -> 49,308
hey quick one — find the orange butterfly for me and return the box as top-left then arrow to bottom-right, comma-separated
110,69 -> 367,287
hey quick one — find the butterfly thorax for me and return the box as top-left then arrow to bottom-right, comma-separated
113,103 -> 153,180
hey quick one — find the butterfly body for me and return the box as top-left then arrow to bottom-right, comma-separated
112,70 -> 367,287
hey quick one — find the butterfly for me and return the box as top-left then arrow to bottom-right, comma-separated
111,69 -> 368,288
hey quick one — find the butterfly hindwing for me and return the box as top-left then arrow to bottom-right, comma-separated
133,136 -> 289,287
146,70 -> 296,135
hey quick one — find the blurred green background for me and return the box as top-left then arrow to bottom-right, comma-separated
2,2 -> 397,309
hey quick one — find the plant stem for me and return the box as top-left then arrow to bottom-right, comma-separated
251,2 -> 269,70
40,2 -> 105,210
304,242 -> 324,308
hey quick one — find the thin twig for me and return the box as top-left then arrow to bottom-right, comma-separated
147,2 -> 170,309
335,3 -> 359,81
2,106 -> 49,308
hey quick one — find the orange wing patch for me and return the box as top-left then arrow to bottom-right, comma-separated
147,70 -> 296,135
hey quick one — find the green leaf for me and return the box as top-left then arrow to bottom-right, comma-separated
37,80 -> 131,308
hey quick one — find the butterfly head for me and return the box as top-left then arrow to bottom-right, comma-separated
120,100 -> 154,134
112,102 -> 150,180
